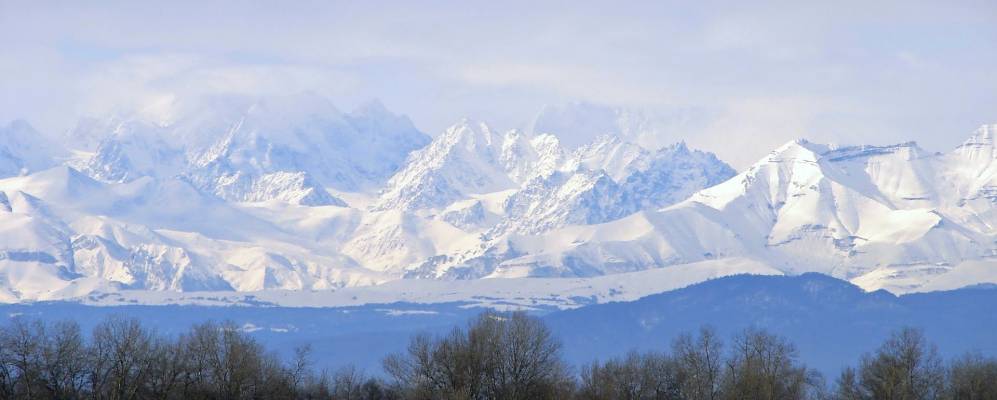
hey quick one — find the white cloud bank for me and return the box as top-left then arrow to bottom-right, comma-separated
1,0 -> 995,167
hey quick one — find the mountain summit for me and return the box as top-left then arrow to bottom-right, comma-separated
491,127 -> 997,293
0,98 -> 994,302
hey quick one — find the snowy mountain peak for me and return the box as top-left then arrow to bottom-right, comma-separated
350,99 -> 391,117
0,120 -> 60,178
693,138 -> 852,211
967,123 -> 996,142
477,138 -> 735,249
564,134 -> 649,181
955,123 -> 997,161
530,133 -> 561,151
375,119 -> 514,211
190,170 -> 348,206
441,118 -> 499,148
584,133 -> 625,150
500,129 -> 565,184
6,98 -> 997,303
70,94 -> 430,202
668,140 -> 689,152
768,138 -> 829,161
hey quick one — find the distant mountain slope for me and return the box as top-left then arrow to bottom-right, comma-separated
0,120 -> 61,178
0,166 -> 380,300
0,96 -> 996,302
359,117 -> 734,277
475,125 -> 997,292
0,97 -> 738,300
72,94 -> 430,203
489,141 -> 734,237
546,273 -> 997,375
374,119 -> 522,211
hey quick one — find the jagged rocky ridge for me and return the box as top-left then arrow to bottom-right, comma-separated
72,94 -> 430,205
0,97 -> 995,302
472,125 -> 997,292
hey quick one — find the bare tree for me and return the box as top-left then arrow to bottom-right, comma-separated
720,328 -> 813,400
384,330 -> 467,399
2,312 -> 995,400
0,326 -> 12,399
88,317 -> 161,399
143,335 -> 188,399
489,312 -> 572,399
673,326 -> 723,400
946,352 -> 997,400
578,351 -> 680,400
329,365 -> 367,400
855,327 -> 945,400
39,321 -> 87,399
289,344 -> 313,390
384,311 -> 572,400
2,319 -> 46,398
834,367 -> 863,400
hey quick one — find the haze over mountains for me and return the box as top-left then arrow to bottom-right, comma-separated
0,93 -> 995,304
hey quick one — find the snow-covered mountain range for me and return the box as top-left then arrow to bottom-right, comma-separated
0,95 -> 995,304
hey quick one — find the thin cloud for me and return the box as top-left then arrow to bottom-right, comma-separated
1,1 -> 995,166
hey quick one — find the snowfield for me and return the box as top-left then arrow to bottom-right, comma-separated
74,257 -> 783,309
0,96 -> 996,306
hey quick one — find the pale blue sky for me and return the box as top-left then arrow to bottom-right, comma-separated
1,0 -> 995,166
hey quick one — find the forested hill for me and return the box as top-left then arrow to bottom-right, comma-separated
1,273 -> 995,376
546,273 -> 997,375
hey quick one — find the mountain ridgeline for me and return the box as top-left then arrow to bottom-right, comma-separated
0,95 -> 996,303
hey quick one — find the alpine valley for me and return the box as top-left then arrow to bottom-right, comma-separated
1,94 -> 996,307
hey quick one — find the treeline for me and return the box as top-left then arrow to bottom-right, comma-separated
0,313 -> 994,400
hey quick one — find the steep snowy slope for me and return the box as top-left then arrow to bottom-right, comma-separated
73,94 -> 429,205
500,130 -> 564,184
365,117 -> 734,277
467,126 -> 997,292
373,119 -> 574,211
0,120 -> 61,178
2,96 -> 995,304
375,120 -> 518,211
6,99 -> 739,300
341,209 -> 481,273
491,139 -> 734,239
620,142 -> 736,209
562,135 -> 650,181
494,169 -> 632,235
0,166 -> 385,300
377,118 -> 732,220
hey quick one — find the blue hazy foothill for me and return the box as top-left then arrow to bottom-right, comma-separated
1,273 -> 994,376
